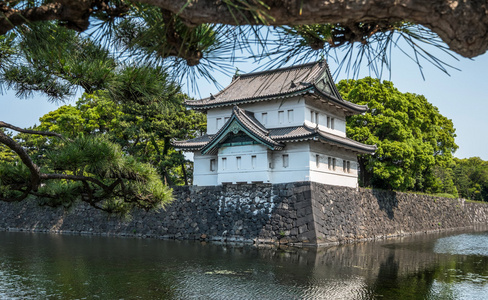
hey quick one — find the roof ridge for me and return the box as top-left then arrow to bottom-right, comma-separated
186,74 -> 243,104
238,61 -> 322,79
235,106 -> 269,135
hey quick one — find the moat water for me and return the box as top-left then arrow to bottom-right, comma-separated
1,230 -> 488,299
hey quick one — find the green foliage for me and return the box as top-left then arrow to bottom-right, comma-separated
0,134 -> 172,214
0,21 -> 206,212
26,89 -> 205,186
338,77 -> 457,193
0,129 -> 15,162
0,3 -> 460,93
452,157 -> 488,201
2,22 -> 116,100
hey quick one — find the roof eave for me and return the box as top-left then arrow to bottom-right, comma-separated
311,85 -> 368,115
185,87 -> 313,110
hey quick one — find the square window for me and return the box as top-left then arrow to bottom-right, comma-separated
316,154 -> 320,168
210,159 -> 216,172
328,157 -> 331,170
251,155 -> 256,169
332,158 -> 336,171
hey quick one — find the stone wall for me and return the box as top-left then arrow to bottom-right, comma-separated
309,183 -> 488,246
0,182 -> 487,246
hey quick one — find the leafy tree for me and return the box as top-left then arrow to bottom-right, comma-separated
337,77 -> 458,192
0,23 -> 202,212
30,91 -> 205,186
452,157 -> 488,201
0,1 -> 485,59
0,121 -> 172,214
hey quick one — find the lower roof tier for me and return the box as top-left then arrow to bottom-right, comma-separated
173,125 -> 376,155
172,105 -> 376,155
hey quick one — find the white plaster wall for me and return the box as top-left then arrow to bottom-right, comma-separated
206,107 -> 233,134
217,144 -> 271,184
240,98 -> 306,129
268,143 -> 312,184
192,141 -> 360,187
309,142 -> 359,188
206,97 -> 313,134
304,104 -> 346,137
193,152 -> 218,186
205,97 -> 349,137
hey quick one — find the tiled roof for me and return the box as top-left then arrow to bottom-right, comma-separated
185,61 -> 368,114
270,126 -> 377,154
185,61 -> 367,114
187,62 -> 319,107
171,134 -> 212,150
199,106 -> 284,154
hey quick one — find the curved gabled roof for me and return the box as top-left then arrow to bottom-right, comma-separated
185,61 -> 368,114
199,106 -> 284,155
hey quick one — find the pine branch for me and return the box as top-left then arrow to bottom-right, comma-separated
0,121 -> 67,140
0,129 -> 41,190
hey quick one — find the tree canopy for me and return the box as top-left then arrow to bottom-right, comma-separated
337,77 -> 458,193
34,91 -> 205,185
0,22 -> 205,213
453,157 -> 488,201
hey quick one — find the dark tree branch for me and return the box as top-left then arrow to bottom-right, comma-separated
0,121 -> 66,140
159,8 -> 203,66
139,0 -> 488,58
0,1 -> 90,34
40,173 -> 110,190
0,187 -> 32,202
2,1 -> 487,57
0,129 -> 41,190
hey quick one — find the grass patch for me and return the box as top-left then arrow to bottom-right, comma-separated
465,199 -> 488,204
433,193 -> 457,199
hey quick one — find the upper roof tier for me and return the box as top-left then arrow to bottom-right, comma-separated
186,61 -> 368,115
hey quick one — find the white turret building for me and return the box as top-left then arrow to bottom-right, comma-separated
173,61 -> 376,187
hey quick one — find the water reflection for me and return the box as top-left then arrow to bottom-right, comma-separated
0,230 -> 487,299
434,232 -> 488,256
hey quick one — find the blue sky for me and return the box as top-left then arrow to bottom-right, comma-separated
1,48 -> 487,160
